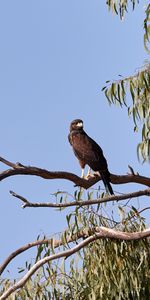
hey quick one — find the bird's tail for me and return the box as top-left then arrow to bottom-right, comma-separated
100,170 -> 114,195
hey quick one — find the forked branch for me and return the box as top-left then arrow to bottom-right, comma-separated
0,156 -> 150,189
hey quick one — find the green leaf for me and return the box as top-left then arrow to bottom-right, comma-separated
101,86 -> 107,91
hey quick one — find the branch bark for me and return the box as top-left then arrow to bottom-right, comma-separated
0,226 -> 150,300
0,156 -> 150,189
0,230 -> 87,276
10,188 -> 150,209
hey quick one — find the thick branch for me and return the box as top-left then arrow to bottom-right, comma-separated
0,156 -> 150,189
10,188 -> 150,209
0,230 -> 86,276
0,226 -> 150,300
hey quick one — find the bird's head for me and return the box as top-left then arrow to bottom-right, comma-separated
70,119 -> 84,131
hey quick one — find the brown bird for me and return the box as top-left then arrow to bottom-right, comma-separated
68,119 -> 114,195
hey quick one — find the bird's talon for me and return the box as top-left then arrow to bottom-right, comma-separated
85,173 -> 95,180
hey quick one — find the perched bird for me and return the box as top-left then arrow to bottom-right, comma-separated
68,119 -> 114,195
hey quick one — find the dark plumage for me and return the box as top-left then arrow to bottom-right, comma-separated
68,119 -> 114,195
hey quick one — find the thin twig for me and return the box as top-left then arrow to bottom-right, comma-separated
127,206 -> 150,222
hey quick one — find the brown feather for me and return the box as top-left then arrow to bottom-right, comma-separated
68,119 -> 114,195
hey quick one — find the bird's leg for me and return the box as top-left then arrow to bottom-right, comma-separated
86,167 -> 91,179
81,168 -> 85,178
86,168 -> 96,179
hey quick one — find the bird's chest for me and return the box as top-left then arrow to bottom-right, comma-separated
70,131 -> 92,161
70,131 -> 86,146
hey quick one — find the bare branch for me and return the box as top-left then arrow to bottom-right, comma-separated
10,188 -> 150,209
0,157 -> 25,169
0,238 -> 53,276
0,229 -> 87,276
0,156 -> 150,188
0,226 -> 150,300
137,206 -> 150,215
128,165 -> 135,175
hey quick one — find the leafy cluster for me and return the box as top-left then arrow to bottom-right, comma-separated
1,191 -> 150,299
104,1 -> 150,162
102,63 -> 150,162
144,4 -> 150,54
106,0 -> 139,20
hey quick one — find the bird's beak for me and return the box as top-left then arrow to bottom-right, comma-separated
76,122 -> 83,128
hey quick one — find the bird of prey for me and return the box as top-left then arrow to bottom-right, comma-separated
68,119 -> 114,195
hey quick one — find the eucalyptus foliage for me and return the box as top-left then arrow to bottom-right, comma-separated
1,194 -> 150,299
104,1 -> 150,162
106,0 -> 140,20
102,63 -> 150,162
144,4 -> 150,54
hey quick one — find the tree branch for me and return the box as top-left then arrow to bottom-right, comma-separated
10,188 -> 150,209
2,201 -> 149,275
0,230 -> 87,276
0,226 -> 150,300
0,156 -> 150,189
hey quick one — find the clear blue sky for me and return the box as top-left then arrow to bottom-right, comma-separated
0,0 -> 149,278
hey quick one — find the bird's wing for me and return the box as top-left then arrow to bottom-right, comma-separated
68,133 -> 72,145
72,132 -> 106,165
